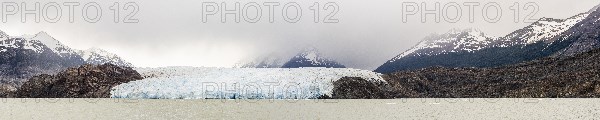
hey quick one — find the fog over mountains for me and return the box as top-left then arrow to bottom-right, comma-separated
3,1 -> 598,70
235,47 -> 346,68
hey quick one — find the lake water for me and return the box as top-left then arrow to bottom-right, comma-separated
1,98 -> 598,119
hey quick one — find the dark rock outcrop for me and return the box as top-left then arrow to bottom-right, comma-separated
322,77 -> 392,99
16,64 -> 143,98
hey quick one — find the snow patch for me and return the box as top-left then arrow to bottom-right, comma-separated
76,47 -> 134,67
522,14 -> 587,44
300,48 -> 322,65
0,38 -> 45,53
31,31 -> 73,54
390,28 -> 497,62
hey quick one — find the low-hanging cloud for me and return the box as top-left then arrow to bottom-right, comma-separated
1,0 -> 598,70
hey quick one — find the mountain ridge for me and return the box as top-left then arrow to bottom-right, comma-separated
0,30 -> 133,87
235,47 -> 346,68
375,5 -> 600,73
233,53 -> 288,68
552,6 -> 600,57
76,48 -> 134,67
281,47 -> 346,68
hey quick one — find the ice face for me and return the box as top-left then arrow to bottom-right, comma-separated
110,67 -> 385,99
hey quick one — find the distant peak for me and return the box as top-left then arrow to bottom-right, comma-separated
36,31 -> 54,37
533,17 -> 565,24
84,47 -> 117,56
0,30 -> 7,38
32,31 -> 60,42
422,28 -> 489,43
448,28 -> 462,33
0,29 -> 10,38
566,13 -> 590,20
87,47 -> 105,52
29,31 -> 74,55
463,28 -> 481,32
301,46 -> 318,52
77,47 -> 133,67
282,46 -> 345,68
447,28 -> 482,34
299,47 -> 319,55
33,31 -> 55,39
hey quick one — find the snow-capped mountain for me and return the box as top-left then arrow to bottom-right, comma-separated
233,53 -> 287,68
0,30 -> 133,87
1,33 -> 46,53
1,31 -> 84,86
31,32 -> 79,56
281,47 -> 346,68
0,31 -> 132,67
502,13 -> 589,45
1,31 -> 83,58
76,48 -> 133,67
387,28 -> 499,63
385,13 -> 587,63
375,5 -> 599,73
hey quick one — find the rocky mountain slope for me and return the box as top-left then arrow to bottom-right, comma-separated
281,47 -> 346,68
320,77 -> 392,99
375,5 -> 597,73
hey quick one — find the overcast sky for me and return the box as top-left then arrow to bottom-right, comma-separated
1,0 -> 599,70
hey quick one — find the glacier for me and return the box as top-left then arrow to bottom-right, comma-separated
110,67 -> 385,99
